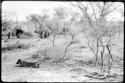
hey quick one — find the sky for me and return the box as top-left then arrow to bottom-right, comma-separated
2,1 -> 124,21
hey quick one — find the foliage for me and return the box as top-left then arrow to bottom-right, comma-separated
26,14 -> 50,38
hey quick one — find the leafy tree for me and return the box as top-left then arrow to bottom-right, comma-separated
2,11 -> 16,39
26,14 -> 50,38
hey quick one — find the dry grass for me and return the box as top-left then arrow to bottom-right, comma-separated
36,46 -> 65,58
2,41 -> 32,52
2,33 -> 123,82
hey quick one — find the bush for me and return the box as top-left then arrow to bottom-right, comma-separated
2,41 -> 32,52
34,45 -> 68,61
2,54 -> 7,61
31,54 -> 41,60
24,32 -> 33,37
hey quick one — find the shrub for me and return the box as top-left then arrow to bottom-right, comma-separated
24,32 -> 33,37
2,41 -> 32,52
2,55 -> 7,61
31,54 -> 41,60
34,45 -> 67,62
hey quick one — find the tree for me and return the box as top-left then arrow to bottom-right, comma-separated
60,10 -> 80,61
26,14 -> 50,39
2,11 -> 16,39
46,17 -> 62,47
46,6 -> 69,47
70,2 -> 121,76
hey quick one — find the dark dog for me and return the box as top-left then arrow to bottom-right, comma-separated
16,59 -> 40,68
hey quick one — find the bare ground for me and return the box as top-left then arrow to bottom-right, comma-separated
1,34 -> 123,82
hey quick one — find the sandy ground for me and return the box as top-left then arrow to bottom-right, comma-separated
1,33 -> 123,82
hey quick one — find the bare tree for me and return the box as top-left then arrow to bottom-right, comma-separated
70,2 -> 120,76
60,11 -> 79,61
47,6 -> 69,47
46,17 -> 62,47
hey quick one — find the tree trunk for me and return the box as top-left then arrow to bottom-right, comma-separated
95,38 -> 99,61
106,44 -> 113,76
53,35 -> 56,47
106,45 -> 113,61
101,45 -> 105,72
61,41 -> 73,60
8,31 -> 11,39
119,28 -> 121,38
42,32 -> 45,39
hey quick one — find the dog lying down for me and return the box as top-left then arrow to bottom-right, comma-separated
15,59 -> 41,68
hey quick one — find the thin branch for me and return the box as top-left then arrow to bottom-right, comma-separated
104,7 -> 118,16
61,41 -> 73,59
101,2 -> 106,17
69,2 -> 78,7
97,2 -> 102,10
104,2 -> 113,12
77,2 -> 104,46
87,42 -> 96,56
106,45 -> 113,61
90,2 -> 98,25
